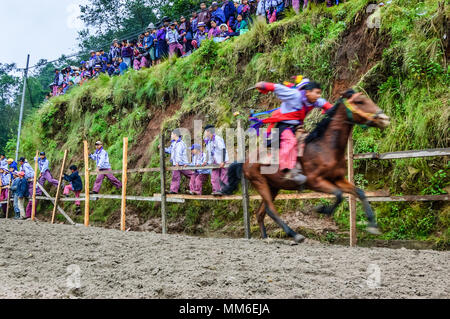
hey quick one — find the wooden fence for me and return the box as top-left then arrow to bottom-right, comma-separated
2,131 -> 449,247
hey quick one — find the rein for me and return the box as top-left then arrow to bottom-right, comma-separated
342,98 -> 382,129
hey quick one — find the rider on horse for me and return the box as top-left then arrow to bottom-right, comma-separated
254,77 -> 333,185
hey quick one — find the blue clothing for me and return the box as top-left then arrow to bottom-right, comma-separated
89,147 -> 112,169
194,29 -> 209,47
164,138 -> 189,166
190,152 -> 210,174
119,62 -> 128,75
143,35 -> 155,49
212,7 -> 226,24
191,18 -> 198,33
166,29 -> 181,44
8,161 -> 18,171
64,171 -> 83,191
20,162 -> 34,180
37,157 -> 50,173
222,1 -> 236,21
16,178 -> 29,198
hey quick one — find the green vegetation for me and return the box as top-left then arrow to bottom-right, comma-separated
8,0 -> 449,247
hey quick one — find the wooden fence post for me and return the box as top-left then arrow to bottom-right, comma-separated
159,133 -> 167,234
120,137 -> 128,231
347,134 -> 357,247
238,120 -> 251,239
84,141 -> 90,227
6,181 -> 12,219
31,151 -> 39,221
51,150 -> 68,224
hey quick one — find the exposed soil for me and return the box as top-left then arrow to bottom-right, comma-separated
331,11 -> 391,99
0,219 -> 448,299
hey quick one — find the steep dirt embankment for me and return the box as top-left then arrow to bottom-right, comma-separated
0,220 -> 448,299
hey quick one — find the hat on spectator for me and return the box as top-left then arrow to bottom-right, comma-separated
89,50 -> 95,54
191,144 -> 201,151
219,24 -> 228,30
198,22 -> 206,27
7,158 -> 14,163
19,157 -> 25,162
95,141 -> 103,146
147,23 -> 156,30
94,64 -> 102,69
39,152 -> 45,156
18,171 -> 25,177
170,21 -> 176,26
212,2 -> 219,7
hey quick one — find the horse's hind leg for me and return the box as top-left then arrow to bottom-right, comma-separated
255,187 -> 279,239
310,178 -> 344,215
255,202 -> 268,239
334,179 -> 381,235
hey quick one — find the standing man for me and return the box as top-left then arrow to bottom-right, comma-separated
203,125 -> 229,195
89,141 -> 122,194
19,157 -> 35,219
37,152 -> 60,193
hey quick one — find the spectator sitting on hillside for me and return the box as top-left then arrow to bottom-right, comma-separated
208,20 -> 221,39
214,24 -> 234,42
233,14 -> 249,35
197,2 -> 212,27
211,2 -> 226,24
192,22 -> 209,49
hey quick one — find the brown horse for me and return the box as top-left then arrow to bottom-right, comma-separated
221,90 -> 390,243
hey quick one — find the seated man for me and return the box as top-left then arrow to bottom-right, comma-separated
254,79 -> 333,184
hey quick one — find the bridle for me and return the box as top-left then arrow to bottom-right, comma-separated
342,98 -> 384,128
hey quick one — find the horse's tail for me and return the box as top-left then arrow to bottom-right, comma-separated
220,162 -> 243,195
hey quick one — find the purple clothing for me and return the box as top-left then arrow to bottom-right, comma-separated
210,168 -> 228,192
208,26 -> 221,39
121,46 -> 133,58
156,28 -> 167,41
189,173 -> 208,195
170,170 -> 193,193
64,184 -> 81,206
93,169 -> 122,193
25,182 -> 37,218
36,170 -> 59,195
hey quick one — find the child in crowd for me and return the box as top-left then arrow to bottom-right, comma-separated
63,165 -> 83,215
192,22 -> 209,49
166,22 -> 185,58
203,125 -> 229,195
161,129 -> 193,194
208,20 -> 221,39
16,171 -> 29,220
9,171 -> 21,219
0,167 -> 10,216
19,157 -> 36,219
187,144 -> 210,195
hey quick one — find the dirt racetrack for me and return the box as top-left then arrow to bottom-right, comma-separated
0,219 -> 448,299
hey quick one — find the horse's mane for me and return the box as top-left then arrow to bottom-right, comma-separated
304,99 -> 342,144
305,89 -> 355,144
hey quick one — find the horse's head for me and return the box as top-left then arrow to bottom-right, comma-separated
342,90 -> 390,129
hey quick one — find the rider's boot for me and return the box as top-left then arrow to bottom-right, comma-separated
284,159 -> 307,185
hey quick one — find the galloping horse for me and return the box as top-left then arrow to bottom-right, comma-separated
221,90 -> 390,243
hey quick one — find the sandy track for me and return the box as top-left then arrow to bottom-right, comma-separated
0,219 -> 448,299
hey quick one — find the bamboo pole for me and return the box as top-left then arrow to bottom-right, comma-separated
51,150 -> 68,224
84,141 -> 90,227
159,133 -> 167,234
120,137 -> 128,231
237,120 -> 251,239
347,135 -> 357,247
31,151 -> 39,221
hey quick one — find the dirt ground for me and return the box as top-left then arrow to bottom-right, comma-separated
0,219 -> 448,299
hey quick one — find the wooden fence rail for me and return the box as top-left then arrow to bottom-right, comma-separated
7,135 -> 448,247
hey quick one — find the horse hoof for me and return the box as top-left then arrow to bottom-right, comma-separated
315,205 -> 331,215
294,234 -> 305,243
366,226 -> 382,235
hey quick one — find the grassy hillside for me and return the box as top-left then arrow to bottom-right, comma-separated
9,0 -> 449,247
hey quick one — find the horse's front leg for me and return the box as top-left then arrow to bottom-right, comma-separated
308,177 -> 344,215
334,178 -> 381,235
